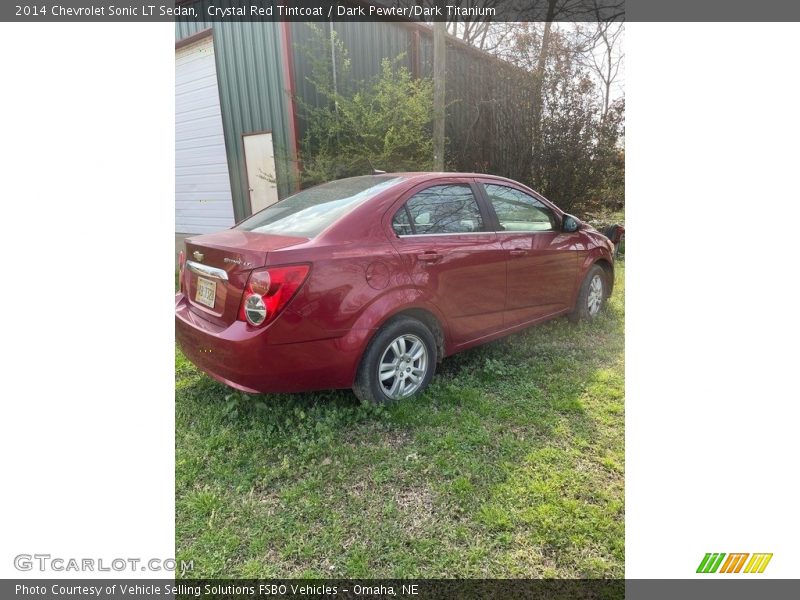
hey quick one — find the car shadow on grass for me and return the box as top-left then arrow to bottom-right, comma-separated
177,313 -> 610,448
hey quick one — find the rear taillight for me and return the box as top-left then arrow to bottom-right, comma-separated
238,264 -> 311,327
178,250 -> 186,293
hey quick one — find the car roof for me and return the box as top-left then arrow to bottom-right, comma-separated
385,171 -> 510,181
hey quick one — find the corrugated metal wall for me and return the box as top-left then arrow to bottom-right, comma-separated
176,9 -> 296,223
176,12 -> 533,222
289,20 -> 533,183
391,24 -> 533,181
291,21 -> 407,104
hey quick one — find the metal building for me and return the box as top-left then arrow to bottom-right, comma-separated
175,18 -> 298,254
174,10 -> 527,252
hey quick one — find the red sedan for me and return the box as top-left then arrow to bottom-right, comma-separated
175,173 -> 615,404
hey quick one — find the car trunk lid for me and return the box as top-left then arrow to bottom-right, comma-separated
182,230 -> 308,325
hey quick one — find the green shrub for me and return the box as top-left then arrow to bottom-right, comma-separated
297,25 -> 434,186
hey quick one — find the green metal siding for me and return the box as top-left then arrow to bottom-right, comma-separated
176,14 -> 533,222
176,10 -> 296,222
289,20 -> 531,181
324,20 -> 414,85
289,21 -> 414,141
411,28 -> 532,181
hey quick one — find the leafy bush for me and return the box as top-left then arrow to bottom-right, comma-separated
297,25 -> 434,186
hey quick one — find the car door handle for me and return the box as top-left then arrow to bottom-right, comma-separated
416,251 -> 442,262
509,249 -> 529,257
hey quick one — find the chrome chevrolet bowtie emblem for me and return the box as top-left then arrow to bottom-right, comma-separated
193,251 -> 204,262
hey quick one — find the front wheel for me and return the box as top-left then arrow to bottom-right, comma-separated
569,265 -> 609,323
353,316 -> 437,405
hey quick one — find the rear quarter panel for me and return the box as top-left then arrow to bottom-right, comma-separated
267,241 -> 406,344
263,238 -> 453,384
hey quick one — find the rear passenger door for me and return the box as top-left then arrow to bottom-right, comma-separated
478,181 -> 580,326
387,180 -> 506,348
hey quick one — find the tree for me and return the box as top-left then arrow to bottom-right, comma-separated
575,21 -> 624,120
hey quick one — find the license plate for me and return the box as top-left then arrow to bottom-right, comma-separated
195,277 -> 217,309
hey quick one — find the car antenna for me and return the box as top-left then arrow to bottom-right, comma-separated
366,157 -> 385,175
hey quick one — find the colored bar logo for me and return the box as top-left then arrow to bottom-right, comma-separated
697,553 -> 772,574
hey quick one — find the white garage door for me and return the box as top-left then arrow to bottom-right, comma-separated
175,35 -> 235,234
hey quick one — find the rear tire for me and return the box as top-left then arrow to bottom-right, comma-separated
353,316 -> 437,405
569,265 -> 609,323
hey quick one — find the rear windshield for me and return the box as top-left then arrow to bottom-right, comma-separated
235,175 -> 405,238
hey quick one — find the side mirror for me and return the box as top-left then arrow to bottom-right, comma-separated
562,214 -> 581,233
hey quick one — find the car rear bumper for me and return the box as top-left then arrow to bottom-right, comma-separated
175,293 -> 368,394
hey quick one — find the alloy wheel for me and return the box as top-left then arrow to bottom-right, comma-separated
377,334 -> 428,400
587,274 -> 604,316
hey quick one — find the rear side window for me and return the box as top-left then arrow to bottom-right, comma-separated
392,184 -> 484,236
483,184 -> 556,232
237,175 -> 405,238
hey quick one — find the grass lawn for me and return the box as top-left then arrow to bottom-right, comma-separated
176,264 -> 624,578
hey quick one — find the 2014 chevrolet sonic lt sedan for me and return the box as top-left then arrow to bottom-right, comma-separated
175,173 -> 615,404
